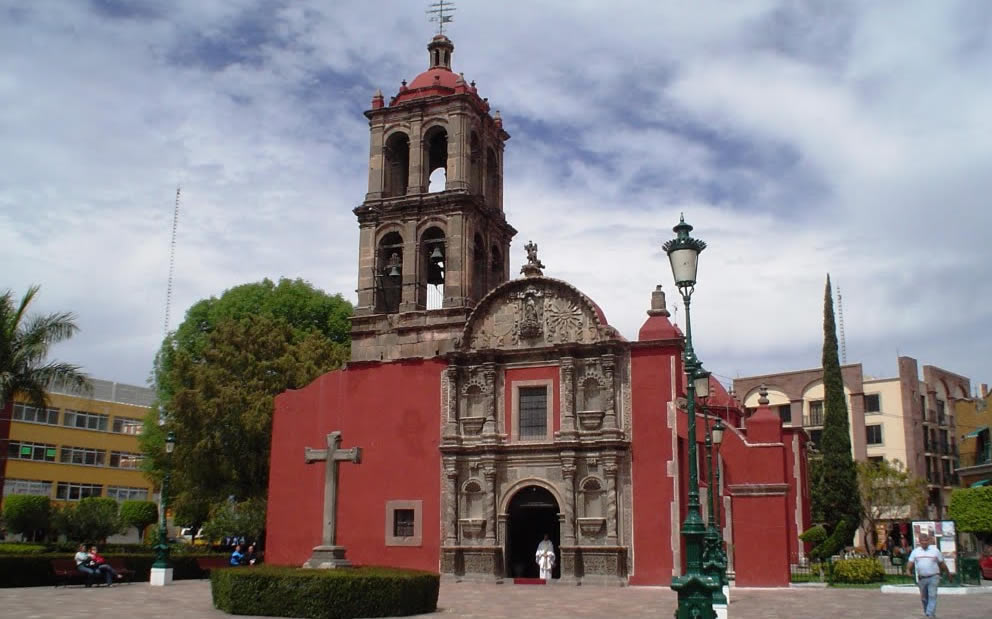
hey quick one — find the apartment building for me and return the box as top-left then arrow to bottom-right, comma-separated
955,386 -> 991,488
733,356 -> 971,519
2,378 -> 155,512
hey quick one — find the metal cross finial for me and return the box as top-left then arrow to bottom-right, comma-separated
427,1 -> 456,35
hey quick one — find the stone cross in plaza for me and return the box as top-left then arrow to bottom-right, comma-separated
302,431 -> 362,569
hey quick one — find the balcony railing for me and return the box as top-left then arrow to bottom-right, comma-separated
958,447 -> 992,469
804,412 -> 825,427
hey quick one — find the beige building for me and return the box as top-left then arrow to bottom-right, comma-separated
734,356 -> 971,518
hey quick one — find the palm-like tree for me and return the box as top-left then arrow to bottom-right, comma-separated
1,285 -> 89,485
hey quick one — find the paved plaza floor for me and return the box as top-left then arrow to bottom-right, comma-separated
1,579 -> 990,619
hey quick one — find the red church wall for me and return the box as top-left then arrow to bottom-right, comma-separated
503,366 -> 560,439
628,344 -> 680,585
266,359 -> 445,572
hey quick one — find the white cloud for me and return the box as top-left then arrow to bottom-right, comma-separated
1,0 -> 989,391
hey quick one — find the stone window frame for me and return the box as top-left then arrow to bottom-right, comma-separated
510,379 -> 555,443
385,499 -> 423,547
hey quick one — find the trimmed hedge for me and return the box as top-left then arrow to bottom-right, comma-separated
211,566 -> 440,619
0,553 -> 227,587
832,557 -> 885,584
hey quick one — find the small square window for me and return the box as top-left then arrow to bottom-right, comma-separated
385,500 -> 422,547
866,425 -> 883,445
393,509 -> 415,537
865,394 -> 881,414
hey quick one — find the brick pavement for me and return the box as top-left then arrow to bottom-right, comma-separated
0,579 -> 989,619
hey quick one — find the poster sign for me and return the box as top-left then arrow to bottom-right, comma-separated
911,520 -> 957,575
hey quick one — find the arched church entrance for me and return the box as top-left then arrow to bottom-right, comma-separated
505,485 -> 560,579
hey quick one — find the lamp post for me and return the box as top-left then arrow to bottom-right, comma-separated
151,431 -> 175,585
665,215 -> 719,619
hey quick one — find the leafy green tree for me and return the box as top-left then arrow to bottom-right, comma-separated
1,285 -> 89,488
948,486 -> 992,543
856,459 -> 927,556
118,500 -> 158,541
812,275 -> 861,548
2,495 -> 51,541
57,497 -> 123,543
201,498 -> 267,545
141,278 -> 350,527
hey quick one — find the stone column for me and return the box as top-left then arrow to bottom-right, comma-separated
561,453 -> 577,545
400,219 -> 418,311
407,121 -> 425,194
447,111 -> 470,191
444,460 -> 459,545
602,354 -> 619,435
604,456 -> 619,544
354,223 -> 376,315
365,122 -> 385,200
482,362 -> 498,441
559,357 -> 577,438
483,466 -> 497,544
443,366 -> 460,439
443,212 -> 466,307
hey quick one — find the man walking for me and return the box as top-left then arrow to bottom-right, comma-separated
908,534 -> 949,617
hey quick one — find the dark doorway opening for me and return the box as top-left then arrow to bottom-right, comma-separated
506,485 -> 560,579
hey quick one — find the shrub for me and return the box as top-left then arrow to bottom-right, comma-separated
800,525 -> 827,544
211,565 -> 440,619
0,542 -> 47,554
58,497 -> 123,542
2,495 -> 51,541
119,501 -> 158,540
948,487 -> 992,535
832,557 -> 884,584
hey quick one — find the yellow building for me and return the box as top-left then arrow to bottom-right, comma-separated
955,386 -> 992,488
2,378 -> 155,511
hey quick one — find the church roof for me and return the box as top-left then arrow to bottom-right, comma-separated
389,35 -> 488,108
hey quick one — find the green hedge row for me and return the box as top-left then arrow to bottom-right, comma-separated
211,566 -> 440,619
0,553 -> 223,588
832,557 -> 885,584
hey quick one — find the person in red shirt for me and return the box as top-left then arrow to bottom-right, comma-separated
89,545 -> 122,582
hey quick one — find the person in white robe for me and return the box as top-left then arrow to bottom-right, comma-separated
535,534 -> 555,580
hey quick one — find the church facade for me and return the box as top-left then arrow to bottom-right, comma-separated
266,35 -> 809,587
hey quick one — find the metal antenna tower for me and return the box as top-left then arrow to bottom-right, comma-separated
427,0 -> 455,35
163,186 -> 181,336
837,285 -> 847,364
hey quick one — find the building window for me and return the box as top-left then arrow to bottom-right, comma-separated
868,456 -> 884,466
777,404 -> 792,424
866,425 -> 883,445
60,446 -> 106,466
112,417 -> 143,435
109,451 -> 143,469
518,386 -> 548,439
63,409 -> 109,432
106,486 -> 149,502
865,394 -> 881,414
3,478 -> 53,497
56,482 -> 103,501
384,500 -> 422,547
809,429 -> 823,449
13,403 -> 59,425
807,400 -> 824,426
8,441 -> 57,462
936,399 -> 945,425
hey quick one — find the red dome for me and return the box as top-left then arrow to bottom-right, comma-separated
392,68 -> 464,105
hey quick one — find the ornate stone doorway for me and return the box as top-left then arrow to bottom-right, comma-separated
505,485 -> 560,579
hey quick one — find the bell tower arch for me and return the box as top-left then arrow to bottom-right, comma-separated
351,35 -> 517,362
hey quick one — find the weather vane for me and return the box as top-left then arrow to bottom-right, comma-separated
427,0 -> 455,35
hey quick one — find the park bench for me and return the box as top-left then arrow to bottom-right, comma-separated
106,558 -> 134,583
51,558 -> 94,587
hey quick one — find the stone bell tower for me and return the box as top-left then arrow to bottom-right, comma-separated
350,35 -> 517,362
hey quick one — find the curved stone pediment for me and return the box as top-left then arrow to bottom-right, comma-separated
461,277 -> 619,351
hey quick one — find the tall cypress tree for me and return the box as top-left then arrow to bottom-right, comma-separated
814,275 -> 861,547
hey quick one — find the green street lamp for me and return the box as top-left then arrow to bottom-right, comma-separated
664,215 -> 720,619
702,397 -> 728,603
152,431 -> 176,572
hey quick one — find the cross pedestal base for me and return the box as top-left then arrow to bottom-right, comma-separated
149,567 -> 173,586
303,545 -> 353,569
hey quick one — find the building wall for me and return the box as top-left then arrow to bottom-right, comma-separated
862,378 -> 909,466
2,380 -> 154,513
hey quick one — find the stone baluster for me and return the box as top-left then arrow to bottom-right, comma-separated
560,357 -> 577,437
483,466 -> 497,544
604,456 -> 619,544
444,460 -> 459,545
602,354 -> 619,435
561,453 -> 577,545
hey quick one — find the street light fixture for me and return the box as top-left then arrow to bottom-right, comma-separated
151,431 -> 176,585
664,215 -> 719,619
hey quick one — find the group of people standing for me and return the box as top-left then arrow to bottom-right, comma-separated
73,544 -> 121,587
229,543 -> 259,566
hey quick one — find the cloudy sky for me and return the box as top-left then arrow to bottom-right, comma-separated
2,0 -> 990,393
